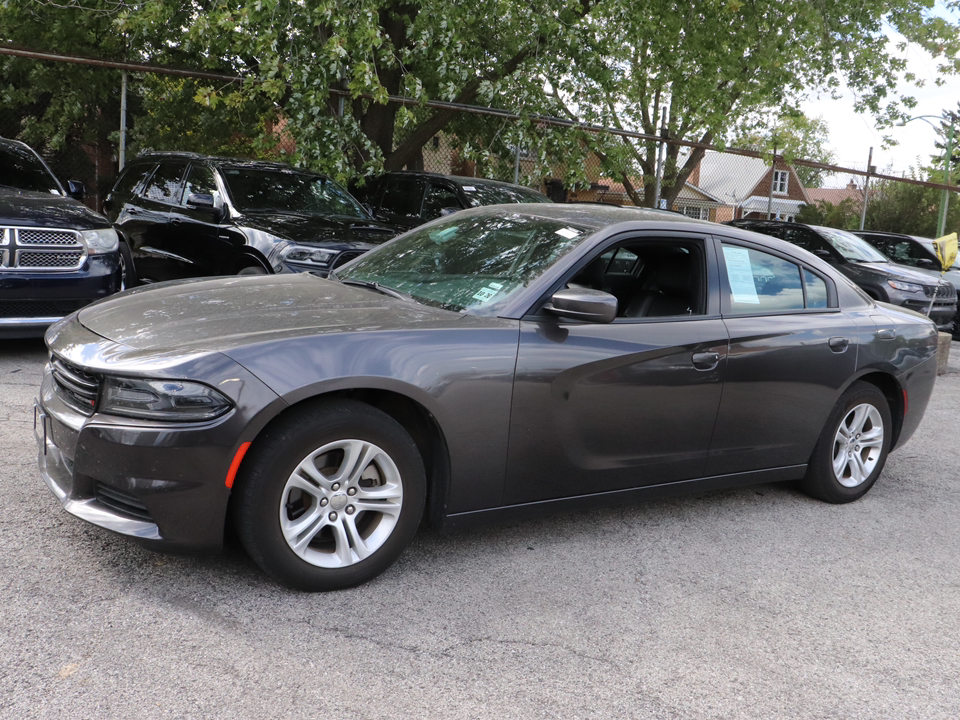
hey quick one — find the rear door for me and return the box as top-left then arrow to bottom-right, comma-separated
705,236 -> 860,476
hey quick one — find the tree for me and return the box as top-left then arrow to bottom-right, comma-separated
729,112 -> 836,188
796,198 -> 862,229
863,176 -> 960,236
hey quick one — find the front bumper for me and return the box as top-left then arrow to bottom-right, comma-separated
898,297 -> 956,332
0,254 -> 120,338
35,347 -> 283,553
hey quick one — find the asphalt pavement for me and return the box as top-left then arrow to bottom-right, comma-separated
2,337 -> 960,719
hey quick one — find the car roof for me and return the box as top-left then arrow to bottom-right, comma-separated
377,171 -> 546,192
131,152 -> 329,176
468,202 -> 717,230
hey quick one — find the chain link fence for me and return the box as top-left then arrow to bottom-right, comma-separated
2,49 -> 956,238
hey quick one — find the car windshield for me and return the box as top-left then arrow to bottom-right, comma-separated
0,143 -> 62,194
337,212 -> 591,313
221,167 -> 369,218
816,227 -> 889,262
461,183 -> 550,207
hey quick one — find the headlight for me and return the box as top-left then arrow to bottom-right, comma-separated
100,377 -> 232,421
282,245 -> 338,267
80,228 -> 119,254
887,280 -> 923,293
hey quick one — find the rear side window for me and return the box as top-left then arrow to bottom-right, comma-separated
381,177 -> 425,218
143,162 -> 187,204
721,244 -> 831,314
421,184 -> 461,221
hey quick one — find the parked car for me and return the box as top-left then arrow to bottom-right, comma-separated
350,171 -> 551,230
37,205 -> 938,590
0,137 -> 121,338
728,220 -> 957,331
102,153 -> 400,284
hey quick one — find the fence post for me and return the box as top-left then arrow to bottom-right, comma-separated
119,70 -> 127,171
766,144 -> 777,219
654,107 -> 667,209
859,147 -> 873,230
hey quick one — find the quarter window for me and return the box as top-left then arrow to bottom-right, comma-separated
722,244 -> 829,313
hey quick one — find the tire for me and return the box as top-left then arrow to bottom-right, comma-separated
117,241 -> 138,289
800,381 -> 892,504
232,399 -> 426,591
236,263 -> 268,276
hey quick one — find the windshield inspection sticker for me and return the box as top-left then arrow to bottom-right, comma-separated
722,246 -> 760,304
555,227 -> 580,239
472,281 -> 504,302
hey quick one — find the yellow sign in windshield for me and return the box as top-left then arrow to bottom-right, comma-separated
933,232 -> 958,272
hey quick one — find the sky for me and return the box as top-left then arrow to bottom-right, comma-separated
802,4 -> 960,187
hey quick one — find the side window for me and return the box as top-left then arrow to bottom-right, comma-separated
568,241 -> 703,319
722,244 -> 832,313
143,162 -> 187,204
380,178 -> 425,218
112,163 -> 154,198
182,165 -> 220,205
779,227 -> 831,256
421,184 -> 461,221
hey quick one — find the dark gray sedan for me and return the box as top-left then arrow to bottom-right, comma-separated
36,205 -> 939,590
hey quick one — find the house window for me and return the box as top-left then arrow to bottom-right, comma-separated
773,170 -> 789,194
679,205 -> 709,220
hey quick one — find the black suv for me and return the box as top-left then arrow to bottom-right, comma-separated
103,153 -> 400,283
0,137 -> 121,338
729,220 -> 957,331
350,172 -> 551,231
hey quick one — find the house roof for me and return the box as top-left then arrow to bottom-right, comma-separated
691,150 -> 809,205
804,181 -> 862,206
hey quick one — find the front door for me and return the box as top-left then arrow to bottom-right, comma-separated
503,235 -> 728,505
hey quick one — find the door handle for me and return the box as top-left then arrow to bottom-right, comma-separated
877,328 -> 896,340
691,351 -> 720,370
171,218 -> 182,226
828,336 -> 850,353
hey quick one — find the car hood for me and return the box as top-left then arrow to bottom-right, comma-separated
76,273 -> 461,352
0,186 -> 110,230
238,211 -> 399,249
856,261 -> 942,286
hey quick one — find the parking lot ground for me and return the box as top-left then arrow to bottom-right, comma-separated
2,338 -> 960,719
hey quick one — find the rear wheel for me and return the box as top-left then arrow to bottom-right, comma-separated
233,399 -> 426,591
800,382 -> 892,503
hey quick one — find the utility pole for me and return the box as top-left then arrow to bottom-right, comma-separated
859,147 -> 873,231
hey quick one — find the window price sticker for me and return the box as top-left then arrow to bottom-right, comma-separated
472,281 -> 504,302
722,246 -> 760,304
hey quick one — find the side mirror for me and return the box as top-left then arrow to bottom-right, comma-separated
915,257 -> 935,269
439,207 -> 461,217
186,193 -> 224,221
544,288 -> 618,323
66,180 -> 85,200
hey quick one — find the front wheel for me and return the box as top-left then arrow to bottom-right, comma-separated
232,399 -> 426,591
800,382 -> 892,503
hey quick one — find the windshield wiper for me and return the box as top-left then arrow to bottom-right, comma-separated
337,278 -> 414,302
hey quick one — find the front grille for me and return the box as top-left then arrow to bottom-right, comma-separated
95,483 -> 153,522
18,230 -> 78,246
16,250 -> 85,268
922,283 -> 956,299
51,356 -> 100,416
0,227 -> 85,270
332,251 -> 364,269
0,299 -> 83,318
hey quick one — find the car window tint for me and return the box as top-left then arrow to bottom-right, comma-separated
803,269 -> 829,308
113,163 -> 154,198
722,244 -> 805,313
144,162 -> 187,204
421,184 -> 461,221
0,142 -> 61,194
381,178 -> 424,217
779,226 -> 831,255
182,165 -> 220,205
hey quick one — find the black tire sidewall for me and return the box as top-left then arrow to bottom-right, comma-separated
802,382 -> 892,504
118,241 -> 138,289
233,400 -> 426,591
